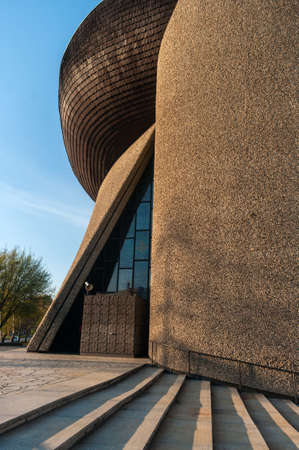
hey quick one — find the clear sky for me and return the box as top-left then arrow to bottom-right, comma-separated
0,1 -> 102,293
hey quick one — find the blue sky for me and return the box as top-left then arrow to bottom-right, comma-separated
0,1 -> 101,292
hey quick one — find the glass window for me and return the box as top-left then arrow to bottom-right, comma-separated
106,263 -> 118,292
136,203 -> 150,230
126,216 -> 135,238
135,231 -> 149,259
119,238 -> 134,268
118,269 -> 132,291
134,261 -> 148,292
111,220 -> 121,238
119,210 -> 134,238
88,158 -> 153,300
141,184 -> 151,201
90,267 -> 103,291
103,238 -> 119,262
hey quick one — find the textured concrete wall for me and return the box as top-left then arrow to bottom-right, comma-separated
60,0 -> 177,200
150,0 -> 297,395
28,126 -> 154,352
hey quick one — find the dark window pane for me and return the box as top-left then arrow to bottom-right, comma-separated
135,231 -> 149,259
136,203 -> 150,230
119,239 -> 134,268
103,239 -> 119,261
125,216 -> 135,238
106,263 -> 118,292
141,184 -> 151,201
118,269 -> 132,291
95,251 -> 103,264
92,268 -> 103,291
119,210 -> 133,238
111,220 -> 121,238
134,261 -> 148,294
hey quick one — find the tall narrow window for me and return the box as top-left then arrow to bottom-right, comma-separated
89,159 -> 153,300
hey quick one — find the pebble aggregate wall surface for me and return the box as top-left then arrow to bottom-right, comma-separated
151,0 -> 297,396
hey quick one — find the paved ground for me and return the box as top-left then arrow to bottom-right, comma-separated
0,346 -> 149,396
0,347 -> 297,449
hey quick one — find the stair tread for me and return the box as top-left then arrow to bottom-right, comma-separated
39,368 -> 164,449
0,367 -> 297,450
122,374 -> 185,449
242,393 -> 299,449
0,366 -> 158,449
0,363 -> 145,435
74,373 -> 183,449
269,398 -> 299,431
213,386 -> 268,449
151,379 -> 213,450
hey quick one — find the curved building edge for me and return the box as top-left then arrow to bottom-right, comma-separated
150,0 -> 297,398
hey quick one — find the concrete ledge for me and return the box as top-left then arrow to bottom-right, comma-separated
150,341 -> 298,398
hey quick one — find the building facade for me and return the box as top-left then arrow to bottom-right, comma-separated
28,0 -> 297,398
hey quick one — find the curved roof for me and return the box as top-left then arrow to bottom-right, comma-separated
59,0 -> 177,200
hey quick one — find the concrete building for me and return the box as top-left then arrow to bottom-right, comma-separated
28,0 -> 297,398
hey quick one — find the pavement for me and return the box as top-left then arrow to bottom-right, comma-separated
0,347 -> 297,449
0,346 -> 149,397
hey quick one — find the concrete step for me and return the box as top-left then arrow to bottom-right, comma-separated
0,366 -> 162,449
150,379 -> 213,450
73,372 -> 184,450
122,374 -> 185,449
242,392 -> 299,450
269,398 -> 299,431
0,365 -> 298,450
0,363 -> 145,435
212,385 -> 268,449
40,368 -> 165,450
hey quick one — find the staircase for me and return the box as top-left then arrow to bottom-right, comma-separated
0,365 -> 298,449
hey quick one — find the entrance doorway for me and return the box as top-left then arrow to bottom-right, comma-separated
50,159 -> 153,355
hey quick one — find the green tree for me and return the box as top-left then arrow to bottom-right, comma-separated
1,295 -> 52,340
0,248 -> 53,332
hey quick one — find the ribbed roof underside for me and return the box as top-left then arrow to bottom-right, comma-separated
59,0 -> 177,200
